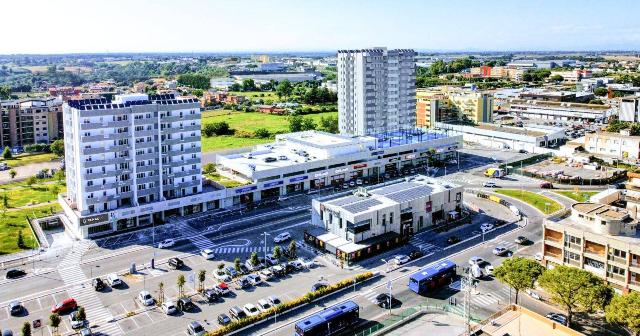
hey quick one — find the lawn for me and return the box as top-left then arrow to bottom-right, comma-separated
205,173 -> 248,188
494,189 -> 563,215
553,190 -> 598,202
0,183 -> 66,208
229,91 -> 282,102
0,204 -> 61,255
0,153 -> 58,167
201,110 -> 338,151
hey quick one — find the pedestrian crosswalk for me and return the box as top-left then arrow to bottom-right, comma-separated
361,289 -> 380,304
488,239 -> 517,251
213,246 -> 274,254
409,236 -> 440,254
175,223 -> 216,250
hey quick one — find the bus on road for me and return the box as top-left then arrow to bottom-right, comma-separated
294,300 -> 360,336
408,260 -> 456,294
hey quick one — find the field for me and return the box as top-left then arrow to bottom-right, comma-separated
0,153 -> 58,167
201,110 -> 337,151
229,91 -> 282,101
494,189 -> 563,215
0,204 -> 61,255
553,190 -> 598,202
0,182 -> 66,209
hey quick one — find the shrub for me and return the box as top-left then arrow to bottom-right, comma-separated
235,130 -> 254,138
254,128 -> 270,139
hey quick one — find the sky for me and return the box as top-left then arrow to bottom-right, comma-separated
1,0 -> 640,54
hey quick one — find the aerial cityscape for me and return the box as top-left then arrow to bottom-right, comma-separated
2,1 -> 640,336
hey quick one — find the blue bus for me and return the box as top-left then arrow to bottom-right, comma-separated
408,260 -> 456,294
294,300 -> 359,336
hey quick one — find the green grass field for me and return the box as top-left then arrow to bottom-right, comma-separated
229,91 -> 281,101
0,204 -> 61,255
0,183 -> 66,208
494,189 -> 563,214
0,153 -> 58,167
553,190 -> 598,202
201,110 -> 338,151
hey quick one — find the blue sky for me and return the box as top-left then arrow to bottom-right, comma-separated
2,0 -> 639,54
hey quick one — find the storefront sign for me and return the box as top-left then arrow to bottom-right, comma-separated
235,185 -> 258,194
80,213 -> 109,226
334,167 -> 349,174
289,175 -> 308,183
314,171 -> 329,178
405,154 -> 416,159
353,163 -> 367,169
263,180 -> 283,188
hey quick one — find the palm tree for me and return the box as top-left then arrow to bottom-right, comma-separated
198,269 -> 206,292
158,282 -> 164,304
49,313 -> 61,335
177,274 -> 186,298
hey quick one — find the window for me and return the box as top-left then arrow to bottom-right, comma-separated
563,251 -> 580,263
608,248 -> 627,260
607,264 -> 625,277
564,234 -> 581,245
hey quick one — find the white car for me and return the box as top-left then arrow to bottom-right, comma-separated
298,258 -> 316,269
256,299 -> 272,312
247,274 -> 262,285
273,232 -> 291,243
107,273 -> 123,287
267,295 -> 282,306
393,255 -> 410,265
214,269 -> 231,282
480,223 -> 494,232
138,291 -> 154,306
161,301 -> 177,315
243,303 -> 260,317
492,246 -> 509,256
468,256 -> 485,266
484,264 -> 494,276
265,254 -> 278,266
158,239 -> 175,249
259,268 -> 274,280
534,252 -> 543,262
200,249 -> 215,260
483,182 -> 497,188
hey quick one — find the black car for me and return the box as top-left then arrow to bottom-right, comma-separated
375,293 -> 400,309
518,149 -> 528,154
238,264 -> 250,275
177,298 -> 195,312
168,257 -> 184,269
218,313 -> 232,325
408,250 -> 424,260
281,262 -> 296,274
203,289 -> 219,303
92,278 -> 105,291
311,282 -> 328,292
5,269 -> 26,279
8,301 -> 23,316
446,236 -> 461,245
228,306 -> 247,320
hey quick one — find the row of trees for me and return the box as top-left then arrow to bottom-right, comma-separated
288,114 -> 339,133
177,73 -> 210,90
494,257 -> 639,333
605,120 -> 640,135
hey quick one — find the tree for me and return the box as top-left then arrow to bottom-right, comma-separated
319,115 -> 339,133
158,281 -> 165,304
549,74 -> 564,83
301,117 -> 316,131
288,240 -> 297,260
50,139 -> 65,157
22,321 -> 31,336
250,252 -> 259,266
2,146 -> 12,159
0,86 -> 11,100
76,306 -> 86,321
594,87 -> 608,97
203,121 -> 232,137
273,245 -> 281,260
217,263 -> 225,270
493,257 -> 545,304
49,183 -> 61,196
198,269 -> 206,292
8,169 -> 16,179
25,176 -> 37,188
288,115 -> 304,132
606,292 -> 640,336
229,83 -> 242,91
177,73 -> 210,90
49,313 -> 61,335
276,80 -> 293,98
234,257 -> 241,272
241,78 -> 257,92
191,89 -> 204,97
2,192 -> 7,208
17,230 -> 25,249
254,128 -> 270,139
538,265 -> 609,326
177,274 -> 186,298
203,163 -> 216,174
53,169 -> 65,183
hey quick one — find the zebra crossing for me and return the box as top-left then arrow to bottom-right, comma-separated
361,289 -> 381,304
488,239 -> 517,251
409,236 -> 440,254
175,222 -> 216,250
214,246 -> 274,254
472,286 -> 512,307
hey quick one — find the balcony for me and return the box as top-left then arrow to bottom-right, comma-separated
544,236 -> 563,248
85,182 -> 117,192
607,273 -> 627,284
608,255 -> 629,267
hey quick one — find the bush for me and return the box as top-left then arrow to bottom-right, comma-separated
235,130 -> 254,138
25,143 -> 50,153
202,121 -> 233,137
203,163 -> 216,174
254,128 -> 270,139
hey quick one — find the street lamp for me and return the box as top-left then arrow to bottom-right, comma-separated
151,220 -> 156,269
261,232 -> 270,266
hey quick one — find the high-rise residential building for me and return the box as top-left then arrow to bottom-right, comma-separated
337,48 -> 416,135
60,93 -> 210,238
416,87 -> 493,128
0,97 -> 63,148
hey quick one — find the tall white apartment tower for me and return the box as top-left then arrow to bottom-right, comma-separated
61,93 -> 207,238
337,48 -> 417,135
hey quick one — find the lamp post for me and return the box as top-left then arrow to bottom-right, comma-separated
151,220 -> 156,269
261,232 -> 270,267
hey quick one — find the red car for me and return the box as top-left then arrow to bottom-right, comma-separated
540,182 -> 554,189
51,298 -> 77,314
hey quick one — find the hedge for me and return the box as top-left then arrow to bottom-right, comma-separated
206,271 -> 375,336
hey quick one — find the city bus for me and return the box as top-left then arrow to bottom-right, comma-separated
408,259 -> 457,294
294,300 -> 359,336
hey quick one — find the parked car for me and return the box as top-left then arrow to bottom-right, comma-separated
546,313 -> 568,326
484,264 -> 494,276
247,274 -> 262,286
92,278 -> 105,291
515,236 -> 529,245
468,256 -> 485,266
236,276 -> 251,289
177,298 -> 195,312
311,282 -> 328,292
408,250 -> 424,260
217,313 -> 231,325
518,149 -> 528,154
69,311 -> 86,329
480,223 -> 494,232
245,259 -> 264,272
526,289 -> 541,300
187,321 -> 206,336
259,268 -> 274,280
228,306 -> 247,320
270,265 -> 285,277
51,298 -> 77,314
482,182 -> 498,188
446,236 -> 461,245
243,303 -> 260,317
540,182 -> 554,189
107,273 -> 123,287
5,269 -> 26,279
257,299 -> 272,312
168,257 -> 184,269
161,301 -> 177,315
214,282 -> 230,296
288,260 -> 305,270
8,301 -> 23,316
268,295 -> 282,306
137,291 -> 155,306
273,232 -> 291,243
375,294 -> 400,309
1,330 -> 12,336
224,266 -> 238,278
264,254 -> 278,266
393,255 -> 410,265
157,239 -> 175,248
282,262 -> 296,274
492,246 -> 509,256
214,269 -> 231,282
200,249 -> 215,260
203,289 -> 219,303
79,327 -> 92,336
298,257 -> 316,268
534,252 -> 543,262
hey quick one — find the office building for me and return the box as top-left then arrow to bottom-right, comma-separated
416,87 -> 493,128
550,69 -> 593,83
59,93 -> 223,238
306,176 -> 463,263
584,129 -> 640,161
0,97 -> 63,148
337,48 -> 417,135
542,190 -> 640,294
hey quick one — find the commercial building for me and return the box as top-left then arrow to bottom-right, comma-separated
550,69 -> 593,83
619,96 -> 640,122
434,122 -> 565,152
584,129 -> 640,161
0,97 -> 63,148
59,93 -> 226,238
476,305 -> 585,336
468,66 -> 525,81
216,129 -> 462,205
337,48 -> 416,135
230,71 -> 322,84
416,87 -> 493,128
507,99 -> 615,122
307,175 -> 462,263
542,191 -> 640,293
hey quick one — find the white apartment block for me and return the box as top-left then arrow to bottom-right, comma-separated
619,96 -> 640,122
60,93 -> 216,238
337,48 -> 417,135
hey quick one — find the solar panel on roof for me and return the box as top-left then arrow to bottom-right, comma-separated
342,198 -> 382,214
327,195 -> 361,207
385,185 -> 433,203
